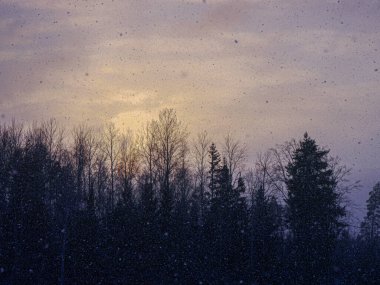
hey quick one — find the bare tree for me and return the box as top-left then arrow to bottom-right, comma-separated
41,119 -> 65,163
192,130 -> 210,222
258,139 -> 299,199
117,131 -> 140,205
85,128 -> 99,212
0,120 -> 24,193
0,120 -> 24,154
138,121 -> 158,189
244,168 -> 255,196
39,119 -> 66,213
72,124 -> 102,211
176,138 -> 192,203
94,151 -> 109,216
72,125 -> 90,206
102,122 -> 120,210
254,151 -> 272,192
154,108 -> 188,195
222,133 -> 247,186
153,109 -> 188,223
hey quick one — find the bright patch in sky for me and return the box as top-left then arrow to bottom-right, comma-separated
1,0 -> 380,222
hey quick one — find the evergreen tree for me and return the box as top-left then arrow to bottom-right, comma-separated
250,186 -> 282,284
0,115 -> 377,284
208,142 -> 221,199
286,133 -> 345,284
357,182 -> 380,284
7,133 -> 52,284
206,159 -> 249,283
361,182 -> 380,240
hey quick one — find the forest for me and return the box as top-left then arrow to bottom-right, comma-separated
0,108 -> 379,285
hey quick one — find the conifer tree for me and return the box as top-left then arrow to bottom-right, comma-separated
361,182 -> 380,240
286,133 -> 345,284
206,158 -> 248,283
357,182 -> 380,284
208,142 -> 221,199
250,186 -> 282,284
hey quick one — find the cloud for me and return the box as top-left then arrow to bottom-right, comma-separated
1,1 -> 380,219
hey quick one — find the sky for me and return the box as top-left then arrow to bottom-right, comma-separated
1,0 -> 380,225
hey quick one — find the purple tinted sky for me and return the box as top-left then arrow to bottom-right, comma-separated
1,0 -> 380,225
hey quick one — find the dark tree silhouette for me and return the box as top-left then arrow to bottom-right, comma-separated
208,142 -> 221,200
250,186 -> 282,284
356,182 -> 380,284
0,115 -> 376,284
205,158 -> 249,283
361,182 -> 380,240
286,133 -> 345,285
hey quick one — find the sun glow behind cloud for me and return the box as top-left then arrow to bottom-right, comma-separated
1,0 -> 380,219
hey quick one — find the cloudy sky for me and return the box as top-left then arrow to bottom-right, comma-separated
1,0 -> 380,223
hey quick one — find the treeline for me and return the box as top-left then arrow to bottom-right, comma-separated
0,108 -> 379,284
